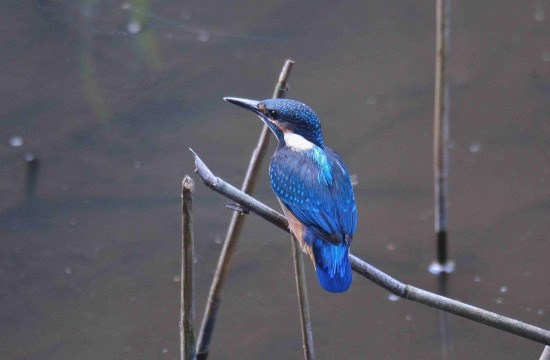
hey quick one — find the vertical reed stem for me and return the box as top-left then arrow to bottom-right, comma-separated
24,153 -> 40,209
181,176 -> 196,360
540,346 -> 550,360
437,273 -> 454,360
433,0 -> 452,269
291,235 -> 315,359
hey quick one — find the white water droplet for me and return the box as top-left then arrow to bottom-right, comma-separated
388,294 -> 400,302
64,266 -> 72,275
499,286 -> 508,293
162,347 -> 168,354
474,275 -> 481,282
9,136 -> 23,147
429,261 -> 455,274
537,308 -> 545,315
197,31 -> 210,42
469,143 -> 481,153
405,315 -> 412,321
127,20 -> 141,34
495,297 -> 503,304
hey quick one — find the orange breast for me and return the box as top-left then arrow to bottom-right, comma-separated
278,200 -> 315,265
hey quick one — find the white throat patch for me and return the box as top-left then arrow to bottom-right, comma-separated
284,133 -> 315,151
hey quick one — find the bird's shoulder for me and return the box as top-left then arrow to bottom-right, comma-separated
269,145 -> 353,190
269,145 -> 357,244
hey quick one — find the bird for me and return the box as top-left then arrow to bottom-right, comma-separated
224,97 -> 357,293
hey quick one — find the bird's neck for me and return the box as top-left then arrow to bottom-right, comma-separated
280,132 -> 324,151
278,133 -> 333,186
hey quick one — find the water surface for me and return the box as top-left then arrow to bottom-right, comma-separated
1,1 -> 548,359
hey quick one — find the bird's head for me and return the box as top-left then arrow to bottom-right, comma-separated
224,97 -> 325,149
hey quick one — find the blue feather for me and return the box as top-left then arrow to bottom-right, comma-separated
270,147 -> 356,244
312,237 -> 352,293
311,147 -> 332,185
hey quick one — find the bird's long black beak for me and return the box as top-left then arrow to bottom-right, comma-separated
223,97 -> 263,116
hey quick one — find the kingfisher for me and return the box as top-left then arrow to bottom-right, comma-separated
224,97 -> 357,293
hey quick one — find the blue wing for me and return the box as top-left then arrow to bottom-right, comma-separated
269,146 -> 357,245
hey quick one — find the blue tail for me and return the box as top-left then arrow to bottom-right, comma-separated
312,238 -> 352,293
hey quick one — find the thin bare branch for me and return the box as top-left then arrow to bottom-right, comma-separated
196,60 -> 295,360
192,150 -> 550,346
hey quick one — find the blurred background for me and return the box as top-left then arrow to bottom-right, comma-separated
1,1 -> 549,359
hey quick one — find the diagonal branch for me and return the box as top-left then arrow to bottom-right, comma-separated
191,150 -> 550,346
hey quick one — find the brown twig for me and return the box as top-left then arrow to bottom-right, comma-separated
181,176 -> 196,360
196,60 -> 295,359
291,235 -> 315,359
191,150 -> 550,346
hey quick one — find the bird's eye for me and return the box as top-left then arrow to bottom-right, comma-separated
268,109 -> 280,120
